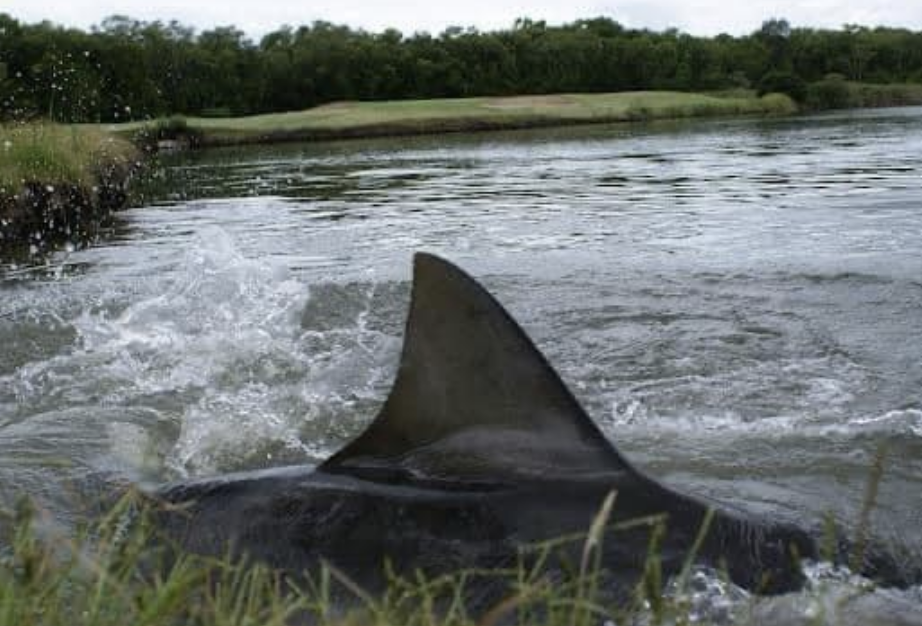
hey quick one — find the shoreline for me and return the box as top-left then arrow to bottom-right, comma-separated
116,90 -> 799,149
110,84 -> 922,151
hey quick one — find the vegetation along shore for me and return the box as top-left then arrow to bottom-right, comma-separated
0,123 -> 137,257
123,79 -> 922,149
123,90 -> 798,148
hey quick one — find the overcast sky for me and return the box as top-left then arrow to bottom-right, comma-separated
4,1 -> 922,39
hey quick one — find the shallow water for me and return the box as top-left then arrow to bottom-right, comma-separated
2,107 -> 921,621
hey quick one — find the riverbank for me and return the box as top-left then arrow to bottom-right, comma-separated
117,90 -> 798,148
0,124 -> 138,257
115,83 -> 922,150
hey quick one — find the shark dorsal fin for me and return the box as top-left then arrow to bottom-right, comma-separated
322,253 -> 633,483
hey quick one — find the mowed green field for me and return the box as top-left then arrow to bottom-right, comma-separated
109,90 -> 797,146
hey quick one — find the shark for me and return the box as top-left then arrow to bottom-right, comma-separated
154,252 -> 902,601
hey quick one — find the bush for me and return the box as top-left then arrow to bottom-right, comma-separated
758,92 -> 799,115
757,70 -> 808,103
806,74 -> 854,110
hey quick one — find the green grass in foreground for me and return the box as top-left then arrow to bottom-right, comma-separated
0,449 -> 895,626
0,492 -> 727,626
115,90 -> 797,146
0,123 -> 136,198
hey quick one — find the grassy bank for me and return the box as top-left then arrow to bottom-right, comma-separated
0,124 -> 137,256
118,90 -> 797,148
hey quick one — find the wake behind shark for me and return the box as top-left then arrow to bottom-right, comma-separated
155,253 -> 903,599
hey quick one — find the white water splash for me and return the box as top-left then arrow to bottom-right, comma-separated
664,567 -> 751,624
653,563 -> 922,626
65,227 -> 398,478
741,562 -> 922,626
606,392 -> 922,441
844,408 -> 922,438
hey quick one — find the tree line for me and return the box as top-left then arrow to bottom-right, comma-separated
1,13 -> 921,123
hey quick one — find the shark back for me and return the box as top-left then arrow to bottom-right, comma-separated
317,253 -> 813,593
157,253 -> 828,598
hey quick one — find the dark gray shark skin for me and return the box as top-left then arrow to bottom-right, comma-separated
156,253 -> 820,597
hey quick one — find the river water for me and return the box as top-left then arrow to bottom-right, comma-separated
2,107 -> 921,622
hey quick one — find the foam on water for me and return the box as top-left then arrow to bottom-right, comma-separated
655,564 -> 922,626
662,567 -> 751,624
606,395 -> 922,442
843,408 -> 922,439
743,563 -> 922,626
2,227 -> 400,482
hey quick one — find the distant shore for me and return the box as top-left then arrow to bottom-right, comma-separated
109,83 -> 922,151
113,90 -> 799,149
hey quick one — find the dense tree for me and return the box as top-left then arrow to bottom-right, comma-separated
0,12 -> 920,122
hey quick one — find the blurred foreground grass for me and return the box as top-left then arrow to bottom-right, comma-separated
0,491 -> 723,626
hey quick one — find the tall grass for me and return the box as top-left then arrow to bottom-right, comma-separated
0,123 -> 135,198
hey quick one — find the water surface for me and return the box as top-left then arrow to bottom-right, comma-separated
2,107 -> 921,621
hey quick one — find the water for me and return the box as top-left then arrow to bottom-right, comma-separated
2,107 -> 922,622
